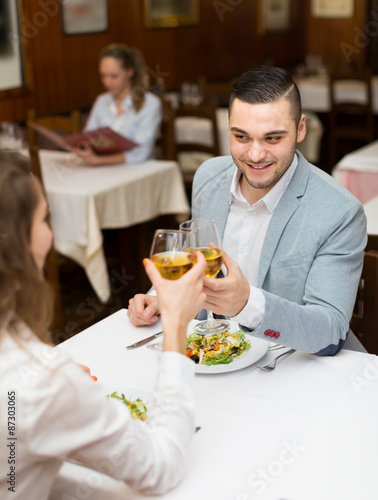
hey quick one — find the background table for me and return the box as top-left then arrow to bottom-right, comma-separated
363,196 -> 378,235
51,309 -> 378,500
332,140 -> 378,204
296,74 -> 378,113
40,151 -> 190,301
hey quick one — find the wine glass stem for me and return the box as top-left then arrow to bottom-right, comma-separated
207,310 -> 218,327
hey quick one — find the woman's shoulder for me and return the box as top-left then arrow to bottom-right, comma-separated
144,91 -> 162,109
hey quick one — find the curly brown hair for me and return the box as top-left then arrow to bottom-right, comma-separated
0,152 -> 53,342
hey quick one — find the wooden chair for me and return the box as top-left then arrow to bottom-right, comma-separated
198,76 -> 234,107
27,109 -> 81,149
154,98 -> 176,161
351,249 -> 378,354
29,145 -> 64,332
329,69 -> 374,167
173,100 -> 221,197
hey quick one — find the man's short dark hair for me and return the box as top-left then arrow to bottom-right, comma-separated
230,66 -> 302,127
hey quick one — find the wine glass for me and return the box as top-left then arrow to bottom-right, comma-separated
181,82 -> 193,105
180,218 -> 229,334
0,122 -> 23,151
189,83 -> 203,106
150,229 -> 195,280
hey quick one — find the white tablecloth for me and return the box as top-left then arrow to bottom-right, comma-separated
297,74 -> 378,113
175,108 -> 324,166
40,151 -> 190,301
52,309 -> 378,500
332,140 -> 378,204
363,196 -> 378,235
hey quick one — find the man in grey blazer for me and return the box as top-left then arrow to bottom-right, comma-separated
128,67 -> 366,355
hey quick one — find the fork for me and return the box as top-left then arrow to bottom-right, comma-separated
257,348 -> 296,371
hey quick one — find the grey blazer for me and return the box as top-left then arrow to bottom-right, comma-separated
192,152 -> 367,355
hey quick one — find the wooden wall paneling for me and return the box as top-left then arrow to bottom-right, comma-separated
0,0 -> 371,124
306,0 -> 368,71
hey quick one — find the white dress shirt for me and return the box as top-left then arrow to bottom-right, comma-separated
85,91 -> 162,164
223,155 -> 298,328
0,326 -> 195,500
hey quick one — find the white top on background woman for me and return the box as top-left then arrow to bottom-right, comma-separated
74,44 -> 162,166
0,153 -> 207,499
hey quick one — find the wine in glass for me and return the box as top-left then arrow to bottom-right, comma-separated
180,219 -> 229,334
150,229 -> 194,280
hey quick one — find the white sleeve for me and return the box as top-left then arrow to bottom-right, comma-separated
23,351 -> 195,495
231,284 -> 266,329
84,96 -> 103,131
125,96 -> 162,164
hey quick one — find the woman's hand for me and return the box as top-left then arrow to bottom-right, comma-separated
143,252 -> 207,354
68,144 -> 102,166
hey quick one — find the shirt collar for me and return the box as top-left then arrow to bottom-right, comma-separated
229,153 -> 299,213
108,93 -> 133,115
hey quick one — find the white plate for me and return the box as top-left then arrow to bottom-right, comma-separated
148,320 -> 269,374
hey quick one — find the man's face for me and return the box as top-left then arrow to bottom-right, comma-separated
229,98 -> 306,204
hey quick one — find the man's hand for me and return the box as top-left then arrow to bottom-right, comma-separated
203,251 -> 250,317
128,294 -> 160,327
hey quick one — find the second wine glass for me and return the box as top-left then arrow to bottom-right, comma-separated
180,218 -> 230,334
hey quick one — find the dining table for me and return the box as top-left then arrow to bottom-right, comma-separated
38,150 -> 190,302
296,73 -> 378,113
332,140 -> 378,204
50,308 -> 378,500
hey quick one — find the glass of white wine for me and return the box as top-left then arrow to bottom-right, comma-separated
150,229 -> 195,280
180,218 -> 230,334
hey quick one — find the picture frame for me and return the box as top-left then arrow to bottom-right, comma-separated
62,0 -> 108,35
258,0 -> 291,35
144,0 -> 199,28
311,0 -> 354,18
0,0 -> 28,94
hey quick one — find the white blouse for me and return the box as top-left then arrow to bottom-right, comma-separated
85,91 -> 162,164
0,327 -> 195,500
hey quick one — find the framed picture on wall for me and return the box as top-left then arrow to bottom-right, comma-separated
62,0 -> 108,35
0,0 -> 28,94
144,0 -> 199,28
311,0 -> 354,18
258,0 -> 291,34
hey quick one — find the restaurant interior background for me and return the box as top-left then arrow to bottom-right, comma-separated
1,0 -> 377,340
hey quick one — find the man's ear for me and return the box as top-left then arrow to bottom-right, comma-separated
297,114 -> 306,144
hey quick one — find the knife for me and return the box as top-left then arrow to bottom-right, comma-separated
126,331 -> 163,350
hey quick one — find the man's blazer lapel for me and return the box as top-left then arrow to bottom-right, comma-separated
258,153 -> 309,287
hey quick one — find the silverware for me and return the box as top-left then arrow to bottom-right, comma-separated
257,348 -> 296,371
126,331 -> 163,350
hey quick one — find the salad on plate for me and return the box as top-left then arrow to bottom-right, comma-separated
186,329 -> 251,365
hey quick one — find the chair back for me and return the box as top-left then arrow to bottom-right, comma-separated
27,109 -> 81,149
329,68 -> 374,166
351,249 -> 378,354
154,98 -> 176,161
174,100 -> 220,157
198,76 -> 234,107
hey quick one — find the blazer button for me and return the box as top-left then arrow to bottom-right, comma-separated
264,329 -> 272,337
274,331 -> 280,339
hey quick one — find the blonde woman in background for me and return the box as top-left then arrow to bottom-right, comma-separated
72,44 -> 162,166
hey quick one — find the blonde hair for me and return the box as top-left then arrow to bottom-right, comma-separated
0,152 -> 53,342
99,43 -> 147,112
